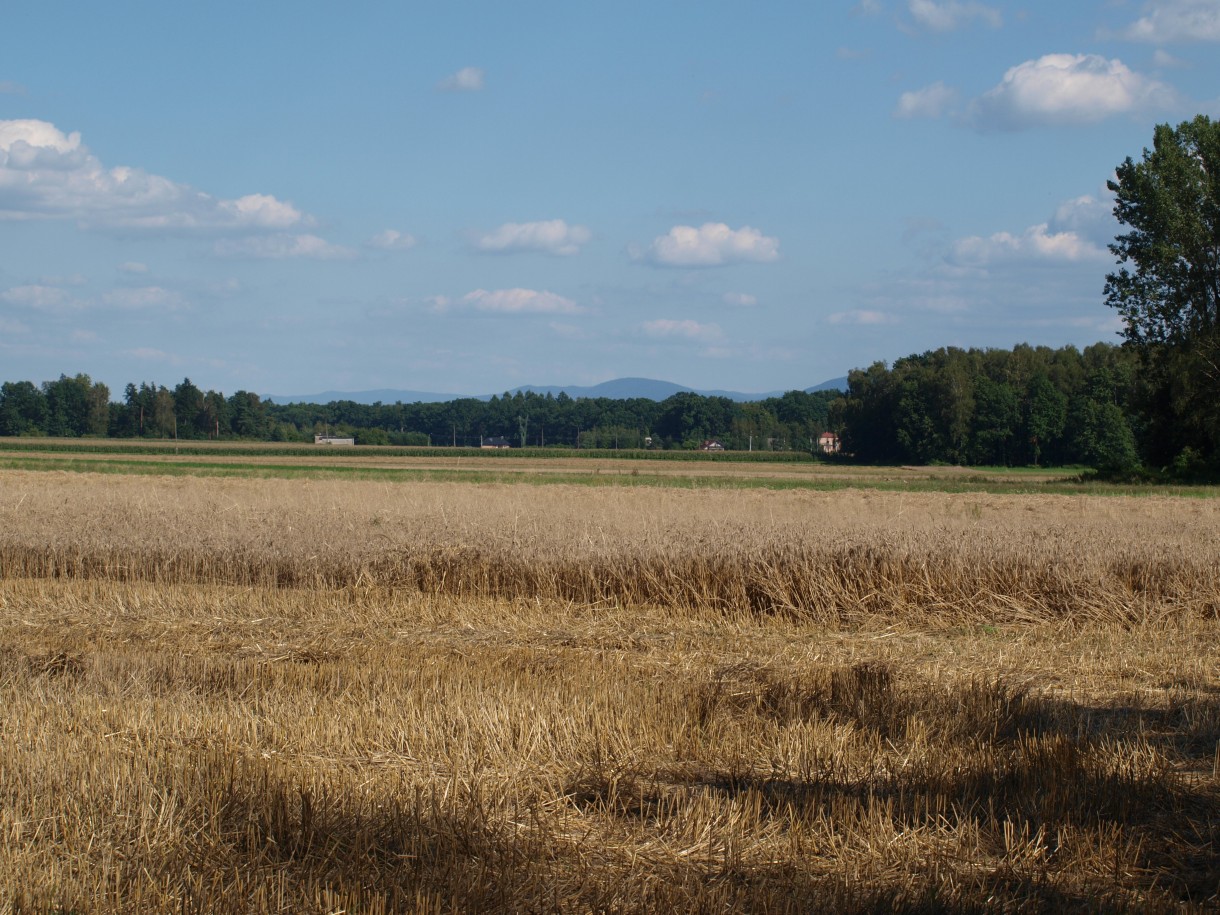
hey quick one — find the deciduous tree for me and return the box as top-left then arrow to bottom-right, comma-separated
1106,115 -> 1220,465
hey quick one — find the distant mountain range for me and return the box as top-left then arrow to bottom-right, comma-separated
267,375 -> 848,406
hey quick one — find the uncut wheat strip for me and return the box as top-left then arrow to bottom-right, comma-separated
4,472 -> 1218,568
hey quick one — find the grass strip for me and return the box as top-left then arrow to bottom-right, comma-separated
0,439 -> 816,463
3,453 -> 1215,497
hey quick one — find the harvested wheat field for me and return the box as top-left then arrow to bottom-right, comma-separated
1,468 -> 1218,913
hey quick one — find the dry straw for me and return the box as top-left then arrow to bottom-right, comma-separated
1,470 -> 1217,912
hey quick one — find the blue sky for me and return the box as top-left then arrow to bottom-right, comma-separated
2,1 -> 1219,398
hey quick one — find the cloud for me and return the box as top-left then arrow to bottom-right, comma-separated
367,229 -> 418,251
907,0 -> 1001,31
37,273 -> 86,286
0,284 -> 82,311
548,322 -> 589,340
0,281 -> 194,313
894,82 -> 958,119
124,347 -> 182,364
1121,0 -> 1220,43
0,119 -> 313,231
472,219 -> 591,256
966,54 -> 1175,130
1152,48 -> 1186,67
102,286 -> 187,310
0,317 -> 30,334
641,319 -> 724,342
213,234 -> 356,260
828,310 -> 899,325
852,0 -> 883,16
118,261 -> 149,274
950,224 -> 1107,267
437,67 -> 485,92
216,193 -> 305,229
0,81 -> 26,95
948,190 -> 1117,269
1049,193 -> 1117,246
723,292 -> 758,307
460,288 -> 583,314
639,223 -> 780,267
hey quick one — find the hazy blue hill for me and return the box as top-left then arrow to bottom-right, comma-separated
266,388 -> 462,405
806,376 -> 848,393
508,378 -> 693,400
267,376 -> 848,405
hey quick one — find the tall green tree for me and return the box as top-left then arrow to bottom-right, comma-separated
42,374 -> 95,436
1105,115 -> 1220,465
0,381 -> 48,435
1023,374 -> 1067,466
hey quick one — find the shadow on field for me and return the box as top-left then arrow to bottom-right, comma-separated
197,747 -> 1213,914
666,661 -> 1220,907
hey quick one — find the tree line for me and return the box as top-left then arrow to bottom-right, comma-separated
838,342 -> 1141,470
0,377 -> 275,441
0,338 -> 1199,471
0,374 -> 840,453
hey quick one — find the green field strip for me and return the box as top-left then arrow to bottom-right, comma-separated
3,452 -> 1211,497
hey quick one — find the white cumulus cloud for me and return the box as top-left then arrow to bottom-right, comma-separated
894,82 -> 958,119
641,319 -> 724,342
461,288 -> 583,314
1121,0 -> 1220,43
0,284 -> 81,311
723,292 -> 758,307
948,191 -> 1118,268
118,261 -> 149,274
1049,193 -> 1117,246
640,223 -> 780,267
367,229 -> 418,251
827,310 -> 899,325
0,119 -> 313,231
437,67 -> 485,92
102,286 -> 187,310
473,219 -> 591,256
213,234 -> 356,260
216,194 -> 305,229
908,0 -> 1001,31
967,54 -> 1175,130
950,223 -> 1107,266
1152,48 -> 1187,67
0,317 -> 30,334
125,347 -> 182,364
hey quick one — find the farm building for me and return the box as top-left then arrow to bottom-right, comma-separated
314,434 -> 355,446
818,432 -> 840,454
481,436 -> 511,449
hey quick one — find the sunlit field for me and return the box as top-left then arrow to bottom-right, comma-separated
1,461 -> 1217,913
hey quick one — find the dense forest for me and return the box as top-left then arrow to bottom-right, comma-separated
840,342 -> 1142,471
0,340 -> 1175,471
